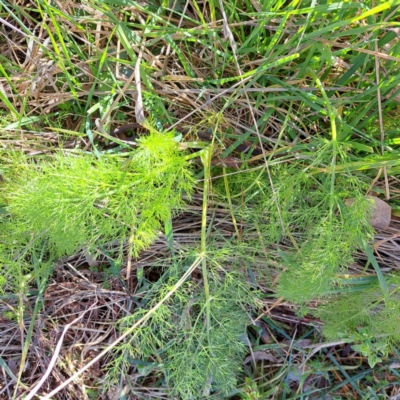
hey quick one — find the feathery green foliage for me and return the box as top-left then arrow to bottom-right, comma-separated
2,0 -> 400,396
7,132 -> 192,255
217,140 -> 375,303
0,220 -> 30,294
0,131 -> 193,292
111,258 -> 256,399
316,276 -> 400,367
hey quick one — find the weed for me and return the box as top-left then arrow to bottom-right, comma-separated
219,140 -> 375,302
112,260 -> 257,399
316,275 -> 400,367
0,130 -> 193,291
2,0 -> 400,398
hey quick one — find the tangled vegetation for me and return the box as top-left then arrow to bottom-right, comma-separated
1,0 -> 400,399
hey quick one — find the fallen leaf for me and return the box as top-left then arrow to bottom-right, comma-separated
243,350 -> 277,365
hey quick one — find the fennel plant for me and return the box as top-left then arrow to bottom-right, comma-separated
0,131 -> 194,291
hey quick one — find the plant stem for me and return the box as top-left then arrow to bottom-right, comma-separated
307,69 -> 337,141
307,68 -> 338,217
223,167 -> 240,238
200,147 -> 212,337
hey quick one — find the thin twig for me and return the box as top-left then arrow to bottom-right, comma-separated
24,304 -> 97,400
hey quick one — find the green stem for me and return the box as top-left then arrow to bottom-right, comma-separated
223,167 -> 240,238
329,140 -> 337,218
13,258 -> 50,399
307,69 -> 337,141
307,69 -> 338,216
200,147 -> 212,336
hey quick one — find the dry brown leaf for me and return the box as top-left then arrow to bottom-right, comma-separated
243,350 -> 277,365
134,47 -> 145,125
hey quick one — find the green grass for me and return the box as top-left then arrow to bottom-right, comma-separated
1,0 -> 400,398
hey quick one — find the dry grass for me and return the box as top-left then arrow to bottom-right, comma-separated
1,0 -> 400,399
